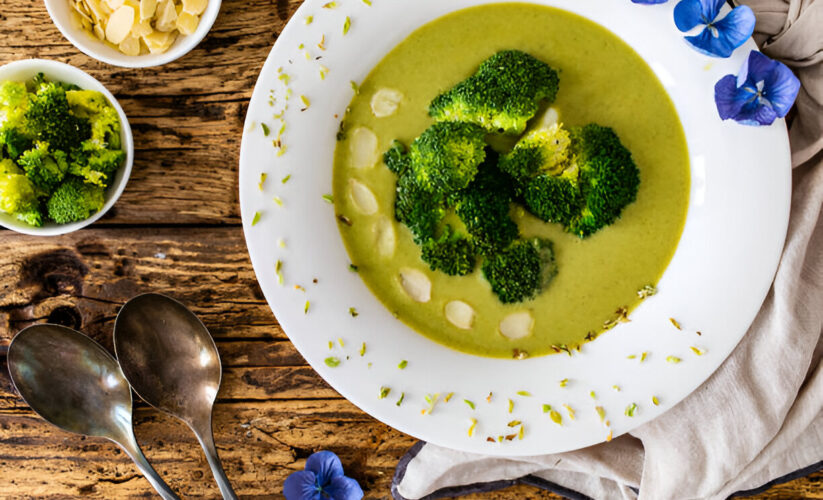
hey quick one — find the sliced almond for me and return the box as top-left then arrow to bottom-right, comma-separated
130,18 -> 152,37
374,216 -> 396,258
105,5 -> 134,44
349,126 -> 378,169
138,0 -> 157,20
118,34 -> 140,55
399,268 -> 431,303
445,301 -> 475,330
499,311 -> 534,340
104,0 -> 125,9
93,22 -> 106,40
84,0 -> 106,23
182,0 -> 207,15
370,88 -> 404,118
154,0 -> 178,32
349,179 -> 378,215
143,29 -> 176,53
176,11 -> 199,35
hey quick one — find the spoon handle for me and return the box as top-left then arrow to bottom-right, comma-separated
118,433 -> 180,500
192,422 -> 238,500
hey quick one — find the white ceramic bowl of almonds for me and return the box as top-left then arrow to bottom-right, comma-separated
44,0 -> 221,68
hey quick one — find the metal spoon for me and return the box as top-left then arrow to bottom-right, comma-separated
7,324 -> 179,500
113,293 -> 237,500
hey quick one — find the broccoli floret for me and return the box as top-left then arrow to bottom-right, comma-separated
408,122 -> 486,195
566,124 -> 640,237
522,170 -> 582,226
17,141 -> 69,192
0,126 -> 32,160
394,171 -> 447,244
46,177 -> 105,224
69,139 -> 125,187
383,140 -> 410,175
481,238 -> 557,304
499,123 -> 571,184
452,154 -> 519,254
66,90 -> 122,149
0,171 -> 43,226
0,81 -> 28,125
429,50 -> 559,135
20,81 -> 91,152
420,225 -> 476,276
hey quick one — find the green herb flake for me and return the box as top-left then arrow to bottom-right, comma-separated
625,403 -> 638,417
666,356 -> 682,364
258,173 -> 267,191
652,396 -> 660,406
444,392 -> 454,403
350,80 -> 360,94
281,174 -> 291,184
640,351 -> 649,362
275,260 -> 284,285
507,399 -> 514,413
261,123 -> 270,136
518,425 -> 525,440
563,404 -> 576,420
397,360 -> 408,370
549,409 -> 562,425
507,420 -> 521,428
516,390 -> 532,397
670,317 -> 682,330
595,406 -> 606,422
464,399 -> 476,410
343,16 -> 351,35
421,393 -> 440,415
338,337 -> 345,348
304,301 -> 310,314
396,392 -> 405,406
304,15 -> 313,24
324,357 -> 340,367
362,0 -> 372,4
468,418 -> 477,437
612,385 -> 621,392
349,263 -> 359,272
559,379 -> 569,388
322,194 -> 334,204
589,390 -> 596,399
690,346 -> 706,356
251,211 -> 262,226
349,307 -> 359,318
542,404 -> 551,413
273,196 -> 283,206
322,1 -> 338,8
378,386 -> 391,399
627,354 -> 637,360
359,342 -> 366,356
327,341 -> 333,350
300,95 -> 311,108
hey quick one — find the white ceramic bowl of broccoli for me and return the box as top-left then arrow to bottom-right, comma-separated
0,59 -> 134,236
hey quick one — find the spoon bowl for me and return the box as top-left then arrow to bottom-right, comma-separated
114,293 -> 236,499
7,324 -> 179,500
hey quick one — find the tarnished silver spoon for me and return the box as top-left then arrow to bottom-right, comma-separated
7,324 -> 179,500
113,293 -> 237,500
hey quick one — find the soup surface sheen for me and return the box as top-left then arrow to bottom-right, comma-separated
333,3 -> 690,358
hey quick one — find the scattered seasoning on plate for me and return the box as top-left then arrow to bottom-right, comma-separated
516,390 -> 531,397
281,174 -> 291,184
612,385 -> 621,392
627,354 -> 637,360
464,399 -> 476,410
348,263 -> 359,272
349,307 -> 359,318
507,399 -> 514,413
359,342 -> 366,356
396,392 -> 405,406
543,405 -> 562,425
327,341 -> 333,350
258,173 -> 268,191
350,81 -> 360,94
486,392 -> 492,403
261,123 -> 271,136
637,285 -> 658,299
640,351 -> 649,362
690,346 -> 706,356
251,211 -> 262,226
324,357 -> 340,367
378,386 -> 391,399
273,196 -> 283,206
322,1 -> 338,8
625,403 -> 638,417
304,15 -> 313,24
343,16 -> 351,35
595,406 -> 606,422
304,301 -> 310,314
666,356 -> 682,364
669,317 -> 683,330
652,396 -> 660,406
362,0 -> 372,5
444,392 -> 454,403
563,404 -> 576,420
468,418 -> 477,437
300,95 -> 311,110
589,391 -> 596,399
397,360 -> 408,370
275,260 -> 284,285
422,393 -> 440,415
507,420 -> 521,427
337,337 -> 345,347
559,379 -> 569,388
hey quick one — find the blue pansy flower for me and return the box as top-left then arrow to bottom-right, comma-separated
715,50 -> 801,126
283,451 -> 364,500
631,0 -> 669,4
673,0 -> 755,57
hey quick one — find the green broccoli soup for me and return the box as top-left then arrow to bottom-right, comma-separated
332,3 -> 690,358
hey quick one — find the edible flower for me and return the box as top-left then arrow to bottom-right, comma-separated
715,50 -> 801,126
283,451 -> 363,500
673,0 -> 755,58
631,0 -> 668,4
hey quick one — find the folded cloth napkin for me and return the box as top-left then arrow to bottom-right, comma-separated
392,1 -> 823,498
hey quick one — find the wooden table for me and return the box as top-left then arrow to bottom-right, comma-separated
0,1 -> 820,498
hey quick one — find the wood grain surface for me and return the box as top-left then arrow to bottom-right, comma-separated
0,1 -> 820,498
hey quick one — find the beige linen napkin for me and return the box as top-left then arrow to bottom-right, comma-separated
392,1 -> 823,498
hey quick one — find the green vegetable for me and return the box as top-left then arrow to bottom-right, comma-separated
420,225 -> 476,276
17,79 -> 90,152
0,166 -> 42,226
69,139 -> 125,188
383,139 -> 409,175
429,50 -> 559,135
393,171 -> 446,244
17,141 -> 69,192
408,121 -> 486,195
46,177 -> 105,224
66,89 -> 122,149
481,238 -> 557,304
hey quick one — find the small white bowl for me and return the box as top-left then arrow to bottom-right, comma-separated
0,59 -> 134,236
43,0 -> 222,68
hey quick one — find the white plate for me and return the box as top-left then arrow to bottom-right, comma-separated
239,0 -> 791,455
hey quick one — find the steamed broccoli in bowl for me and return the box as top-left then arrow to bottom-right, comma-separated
0,73 -> 125,227
381,50 -> 641,304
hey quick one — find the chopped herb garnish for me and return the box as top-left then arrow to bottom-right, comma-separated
507,420 -> 521,427
444,393 -> 454,402
258,173 -> 267,191
261,123 -> 270,136
612,385 -> 621,392
350,81 -> 360,94
507,399 -> 514,413
281,175 -> 291,184
396,392 -> 405,406
362,0 -> 372,4
338,337 -> 345,347
542,404 -> 551,413
545,406 -> 562,425
324,357 -> 340,367
319,65 -> 329,80
304,15 -> 313,24
317,34 -> 326,51
559,379 -> 569,388
378,386 -> 391,399
251,211 -> 261,226
563,404 -> 576,420
666,356 -> 681,364
359,342 -> 366,356
397,360 -> 408,370
327,341 -> 333,350
464,399 -> 476,410
322,1 -> 337,8
275,260 -> 284,285
627,354 -> 637,360
670,317 -> 682,330
516,390 -> 531,397
337,214 -> 353,226
300,95 -> 311,109
518,425 -> 525,440
349,263 -> 359,272
421,393 -> 440,415
652,396 -> 660,406
304,301 -> 310,314
322,194 -> 334,204
468,418 -> 477,437
343,16 -> 351,35
273,196 -> 283,206
349,307 -> 359,318
690,346 -> 706,356
625,403 -> 638,417
486,392 -> 492,403
637,285 -> 658,299
595,406 -> 606,422
590,391 -> 596,399
641,351 -> 649,362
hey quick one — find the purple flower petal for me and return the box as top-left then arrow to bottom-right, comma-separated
325,476 -> 364,500
305,451 -> 345,486
711,6 -> 756,55
743,50 -> 778,83
674,0 -> 707,31
283,470 -> 322,500
763,61 -> 801,117
714,74 -> 750,120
